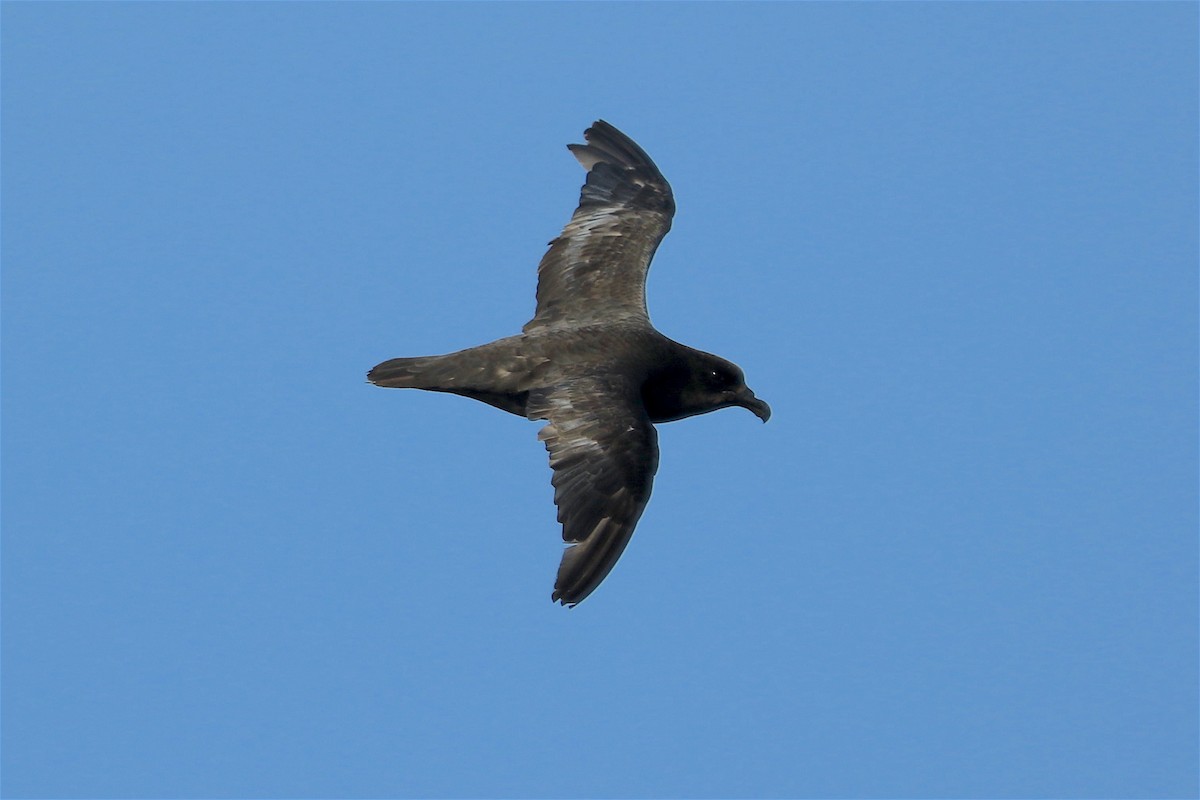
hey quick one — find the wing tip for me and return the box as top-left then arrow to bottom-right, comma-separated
551,561 -> 593,608
551,588 -> 580,608
567,120 -> 662,176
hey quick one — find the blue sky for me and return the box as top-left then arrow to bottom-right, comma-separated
3,3 -> 1196,798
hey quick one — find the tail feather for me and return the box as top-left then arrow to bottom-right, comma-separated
367,356 -> 436,388
367,347 -> 535,417
369,336 -> 538,392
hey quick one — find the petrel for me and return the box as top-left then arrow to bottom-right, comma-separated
369,120 -> 770,606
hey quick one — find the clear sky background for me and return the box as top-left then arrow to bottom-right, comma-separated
3,4 -> 1197,799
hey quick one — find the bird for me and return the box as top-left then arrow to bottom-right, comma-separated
369,120 -> 770,606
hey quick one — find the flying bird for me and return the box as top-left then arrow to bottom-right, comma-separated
369,120 -> 770,606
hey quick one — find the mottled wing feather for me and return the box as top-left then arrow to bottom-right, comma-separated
524,121 -> 676,332
527,377 -> 660,606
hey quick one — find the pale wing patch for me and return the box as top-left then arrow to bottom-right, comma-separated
525,121 -> 675,333
528,379 -> 659,605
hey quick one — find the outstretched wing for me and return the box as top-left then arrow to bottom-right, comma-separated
524,120 -> 676,333
527,377 -> 660,606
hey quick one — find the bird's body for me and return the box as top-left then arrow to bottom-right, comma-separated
370,121 -> 769,606
370,324 -> 753,423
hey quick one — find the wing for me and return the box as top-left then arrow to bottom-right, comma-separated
527,376 -> 660,606
523,120 -> 676,333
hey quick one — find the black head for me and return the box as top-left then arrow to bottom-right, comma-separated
645,349 -> 771,424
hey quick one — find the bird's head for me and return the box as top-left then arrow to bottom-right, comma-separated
692,355 -> 772,423
647,350 -> 770,423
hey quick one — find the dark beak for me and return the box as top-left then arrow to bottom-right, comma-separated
736,388 -> 772,423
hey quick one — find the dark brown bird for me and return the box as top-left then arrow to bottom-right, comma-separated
369,120 -> 770,606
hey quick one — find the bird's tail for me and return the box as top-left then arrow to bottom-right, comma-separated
367,339 -> 540,417
367,355 -> 443,389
